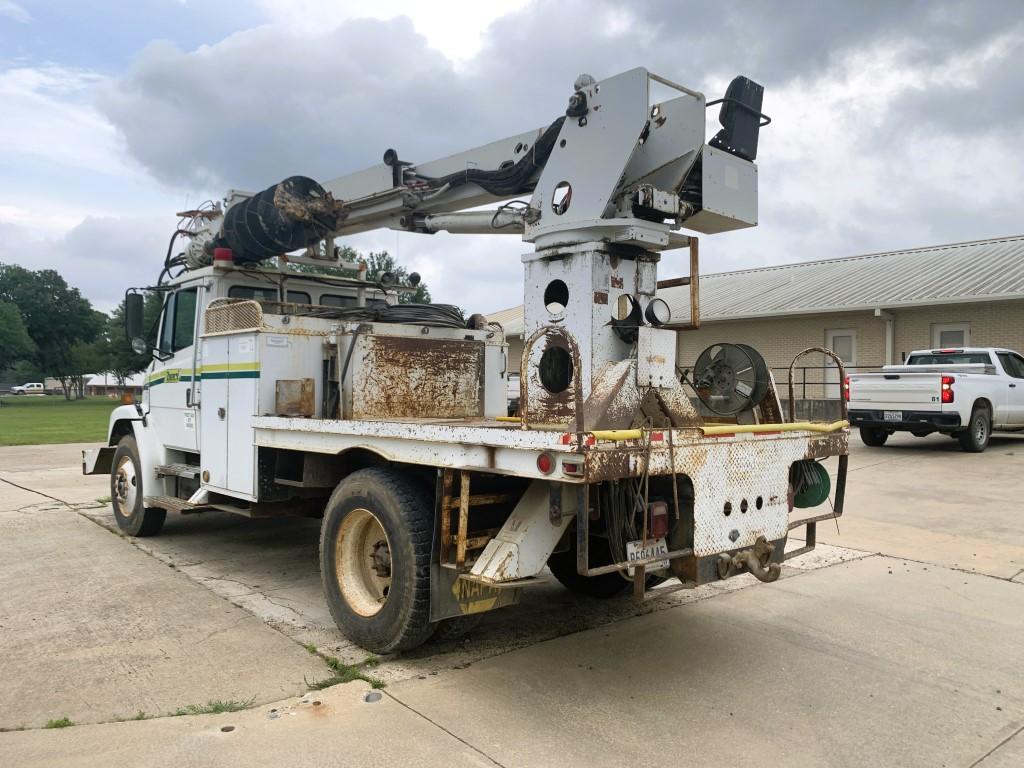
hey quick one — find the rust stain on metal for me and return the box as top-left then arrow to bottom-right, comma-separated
804,431 -> 848,459
520,325 -> 583,430
351,335 -> 485,420
611,276 -> 624,288
593,291 -> 608,305
275,378 -> 315,417
581,360 -> 657,431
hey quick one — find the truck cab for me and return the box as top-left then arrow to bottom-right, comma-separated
142,265 -> 387,456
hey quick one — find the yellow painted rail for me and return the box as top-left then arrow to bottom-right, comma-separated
700,420 -> 849,437
591,420 -> 849,441
495,416 -> 849,441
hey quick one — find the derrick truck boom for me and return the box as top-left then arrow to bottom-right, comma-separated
84,68 -> 848,653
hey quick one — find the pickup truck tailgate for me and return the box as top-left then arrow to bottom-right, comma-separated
849,372 -> 940,408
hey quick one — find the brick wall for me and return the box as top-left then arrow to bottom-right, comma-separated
892,299 -> 1024,361
671,299 -> 1024,399
674,310 -> 887,398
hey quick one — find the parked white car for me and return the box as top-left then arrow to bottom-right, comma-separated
847,347 -> 1024,452
10,382 -> 45,395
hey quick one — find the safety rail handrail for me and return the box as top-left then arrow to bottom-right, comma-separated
787,348 -> 848,423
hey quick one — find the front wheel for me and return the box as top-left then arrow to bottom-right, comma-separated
110,436 -> 166,536
859,427 -> 889,447
319,468 -> 435,653
958,407 -> 990,453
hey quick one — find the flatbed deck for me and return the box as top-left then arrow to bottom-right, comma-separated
252,415 -> 848,482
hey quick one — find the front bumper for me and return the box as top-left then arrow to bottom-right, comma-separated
848,409 -> 961,431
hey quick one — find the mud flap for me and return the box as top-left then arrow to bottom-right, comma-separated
82,446 -> 116,475
429,565 -> 522,622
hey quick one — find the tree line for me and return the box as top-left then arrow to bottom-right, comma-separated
0,263 -> 160,399
0,250 -> 429,399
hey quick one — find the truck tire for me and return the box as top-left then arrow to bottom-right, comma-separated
110,436 -> 166,537
547,534 -> 662,598
958,406 -> 991,453
859,427 -> 889,447
319,468 -> 435,654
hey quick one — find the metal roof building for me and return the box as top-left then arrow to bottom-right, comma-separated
490,235 -> 1024,386
661,234 -> 1024,322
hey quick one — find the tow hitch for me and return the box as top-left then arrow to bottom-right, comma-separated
716,535 -> 781,583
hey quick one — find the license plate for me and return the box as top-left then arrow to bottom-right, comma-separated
626,537 -> 669,575
883,411 -> 903,422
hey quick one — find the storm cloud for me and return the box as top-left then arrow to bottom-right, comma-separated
88,0 -> 1024,311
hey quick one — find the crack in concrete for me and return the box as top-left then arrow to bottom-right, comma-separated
968,721 -> 1024,768
0,475 -> 73,506
385,691 -> 508,768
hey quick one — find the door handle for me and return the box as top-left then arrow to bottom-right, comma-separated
1011,383 -> 1017,388
185,387 -> 193,406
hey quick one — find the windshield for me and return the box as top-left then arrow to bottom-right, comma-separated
906,352 -> 991,365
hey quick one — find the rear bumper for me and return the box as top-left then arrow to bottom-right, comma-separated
848,409 -> 961,431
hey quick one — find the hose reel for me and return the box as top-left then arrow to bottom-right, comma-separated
691,342 -> 770,416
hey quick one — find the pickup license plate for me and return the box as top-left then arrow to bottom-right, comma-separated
883,411 -> 903,422
626,538 -> 669,576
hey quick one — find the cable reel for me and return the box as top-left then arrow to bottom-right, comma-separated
691,342 -> 770,416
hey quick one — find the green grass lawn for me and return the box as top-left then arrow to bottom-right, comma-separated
0,395 -> 119,446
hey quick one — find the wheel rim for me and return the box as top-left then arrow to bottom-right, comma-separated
974,415 -> 987,444
335,508 -> 392,617
114,456 -> 138,516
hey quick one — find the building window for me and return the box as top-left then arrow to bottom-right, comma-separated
931,322 -> 970,348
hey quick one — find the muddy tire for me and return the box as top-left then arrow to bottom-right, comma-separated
110,436 -> 166,537
430,614 -> 483,644
859,427 -> 889,447
547,534 -> 661,598
958,406 -> 990,453
319,468 -> 435,654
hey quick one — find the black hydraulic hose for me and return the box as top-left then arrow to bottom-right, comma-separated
422,116 -> 566,197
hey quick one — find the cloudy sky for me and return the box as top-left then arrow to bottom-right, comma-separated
2,0 -> 1022,312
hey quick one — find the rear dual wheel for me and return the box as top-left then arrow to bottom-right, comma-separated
320,468 -> 435,653
547,532 -> 664,598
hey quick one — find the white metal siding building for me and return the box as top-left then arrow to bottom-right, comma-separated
490,235 -> 1024,398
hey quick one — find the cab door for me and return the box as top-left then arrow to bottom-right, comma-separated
147,286 -> 202,452
996,352 -> 1024,426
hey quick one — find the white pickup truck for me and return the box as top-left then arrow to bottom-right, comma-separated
10,382 -> 45,395
847,347 -> 1024,452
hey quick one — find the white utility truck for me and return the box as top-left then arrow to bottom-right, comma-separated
847,347 -> 1024,452
84,68 -> 850,653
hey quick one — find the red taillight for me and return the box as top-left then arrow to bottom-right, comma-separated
941,375 -> 955,403
562,461 -> 583,477
536,452 -> 554,475
843,375 -> 851,401
649,501 -> 669,539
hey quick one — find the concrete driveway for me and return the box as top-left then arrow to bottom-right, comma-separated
1,433 -> 1022,766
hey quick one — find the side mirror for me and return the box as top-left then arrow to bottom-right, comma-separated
125,293 -> 146,352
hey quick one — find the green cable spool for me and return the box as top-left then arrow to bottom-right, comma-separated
792,460 -> 831,508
